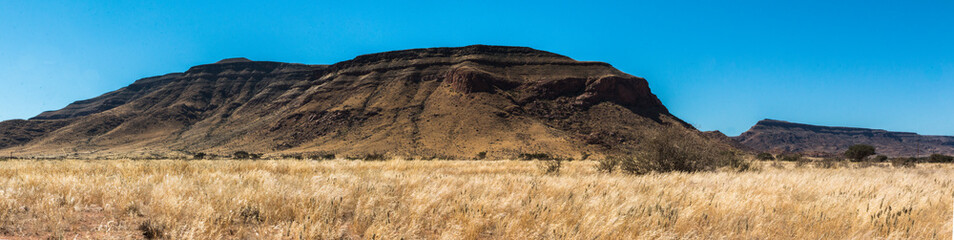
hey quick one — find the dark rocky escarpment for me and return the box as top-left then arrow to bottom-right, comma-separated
0,45 -> 703,158
733,119 -> 954,157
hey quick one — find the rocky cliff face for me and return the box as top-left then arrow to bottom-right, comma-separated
0,45 -> 698,159
733,119 -> 954,157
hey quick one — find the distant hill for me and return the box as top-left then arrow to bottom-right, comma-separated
0,45 -> 719,159
732,119 -> 954,157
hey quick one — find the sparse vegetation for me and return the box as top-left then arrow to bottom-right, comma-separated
475,151 -> 487,160
0,159 -> 948,239
192,152 -> 206,160
756,152 -> 775,161
845,144 -> 876,162
874,154 -> 889,162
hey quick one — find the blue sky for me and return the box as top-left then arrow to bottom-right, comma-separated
1,0 -> 952,136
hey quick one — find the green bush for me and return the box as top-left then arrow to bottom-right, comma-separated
873,155 -> 888,162
281,154 -> 304,160
518,153 -> 552,161
756,152 -> 775,161
928,154 -> 954,163
233,151 -> 251,159
778,153 -> 803,162
475,151 -> 487,160
193,152 -> 206,160
308,152 -> 336,160
362,153 -> 387,161
844,144 -> 876,162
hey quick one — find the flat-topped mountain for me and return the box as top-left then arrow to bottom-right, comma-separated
0,45 -> 708,159
733,119 -> 954,157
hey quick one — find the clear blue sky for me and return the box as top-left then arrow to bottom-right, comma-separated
1,0 -> 952,136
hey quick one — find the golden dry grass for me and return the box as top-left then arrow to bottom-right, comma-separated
0,160 -> 951,239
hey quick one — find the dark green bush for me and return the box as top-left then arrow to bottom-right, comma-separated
778,153 -> 803,162
362,153 -> 387,161
281,154 -> 304,160
844,144 -> 876,162
929,154 -> 954,163
308,152 -> 336,160
873,155 -> 889,162
756,152 -> 775,161
518,153 -> 552,161
233,151 -> 251,159
476,151 -> 487,160
193,152 -> 206,160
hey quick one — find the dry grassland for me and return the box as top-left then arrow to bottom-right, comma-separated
0,160 -> 951,239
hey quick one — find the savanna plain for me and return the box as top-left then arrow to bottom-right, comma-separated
0,159 -> 951,239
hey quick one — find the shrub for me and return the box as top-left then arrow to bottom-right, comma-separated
193,152 -> 206,160
363,153 -> 387,161
539,159 -> 562,175
813,157 -> 842,169
874,155 -> 889,162
233,151 -> 251,159
518,153 -> 552,161
138,220 -> 166,239
239,206 -> 263,223
476,151 -> 487,160
756,152 -> 775,161
595,156 -> 620,173
282,154 -> 304,160
620,127 -> 751,174
844,144 -> 876,162
778,153 -> 803,162
580,152 -> 591,161
891,157 -> 917,168
420,154 -> 454,160
308,152 -> 336,160
928,154 -> 954,163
